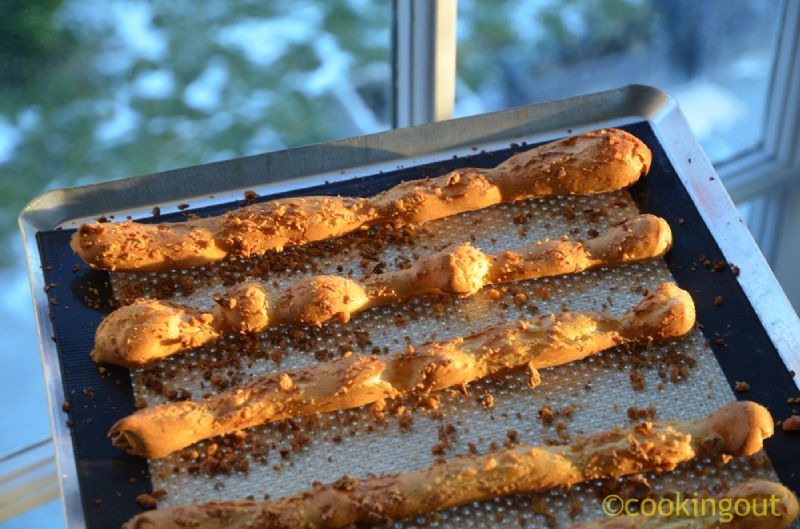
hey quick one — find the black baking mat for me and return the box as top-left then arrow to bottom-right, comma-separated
36,122 -> 799,528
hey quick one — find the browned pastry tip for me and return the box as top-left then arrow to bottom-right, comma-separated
722,480 -> 800,529
214,281 -> 274,332
69,216 -> 226,272
488,127 -> 651,201
92,214 -> 672,367
90,299 -> 221,367
566,480 -> 798,529
109,282 -> 694,458
121,402 -> 772,529
619,282 -> 695,343
583,214 -> 671,265
693,399 -> 774,457
71,128 -> 651,272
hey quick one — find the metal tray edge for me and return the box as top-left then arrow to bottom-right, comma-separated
647,103 -> 800,389
18,214 -> 86,529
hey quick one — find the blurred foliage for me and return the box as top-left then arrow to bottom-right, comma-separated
457,0 -> 657,89
535,0 -> 655,63
0,0 -> 391,266
0,0 -> 72,84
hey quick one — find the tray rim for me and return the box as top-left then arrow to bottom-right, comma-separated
18,84 -> 800,528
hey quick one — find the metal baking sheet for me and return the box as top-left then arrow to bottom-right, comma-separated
20,85 -> 800,528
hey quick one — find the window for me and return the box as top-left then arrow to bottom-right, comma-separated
455,0 -> 782,164
454,0 -> 799,280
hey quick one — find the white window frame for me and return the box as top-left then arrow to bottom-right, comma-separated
392,0 -> 457,126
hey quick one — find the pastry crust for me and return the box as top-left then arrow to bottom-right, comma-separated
566,480 -> 799,529
71,129 -> 652,272
110,282 -> 694,458
121,401 -> 774,529
92,214 -> 671,366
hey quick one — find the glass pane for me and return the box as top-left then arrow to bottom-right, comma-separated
736,190 -> 784,265
0,0 -> 391,462
455,0 -> 781,164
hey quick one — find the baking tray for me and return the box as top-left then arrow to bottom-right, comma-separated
19,85 -> 800,528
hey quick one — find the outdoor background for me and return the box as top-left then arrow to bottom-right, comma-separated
0,0 -> 784,526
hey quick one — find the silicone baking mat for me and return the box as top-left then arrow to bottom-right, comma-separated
36,122 -> 800,528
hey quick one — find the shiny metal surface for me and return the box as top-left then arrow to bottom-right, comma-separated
19,84 -> 800,527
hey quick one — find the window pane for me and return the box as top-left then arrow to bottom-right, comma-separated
455,0 -> 782,164
736,189 -> 786,265
0,0 -> 391,461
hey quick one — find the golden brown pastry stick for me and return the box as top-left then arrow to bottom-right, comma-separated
122,401 -> 773,529
566,480 -> 798,529
110,282 -> 694,458
71,128 -> 652,272
92,214 -> 671,366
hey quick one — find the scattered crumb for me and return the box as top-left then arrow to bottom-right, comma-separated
479,393 -> 494,408
534,286 -> 550,300
398,411 -> 413,431
629,370 -> 645,391
136,489 -> 166,509
538,406 -> 554,425
505,429 -> 519,446
782,415 -> 800,431
627,406 -> 656,421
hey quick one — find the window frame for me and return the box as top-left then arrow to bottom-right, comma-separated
718,0 -> 799,203
392,0 -> 457,127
